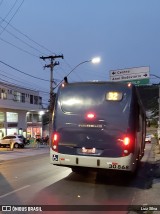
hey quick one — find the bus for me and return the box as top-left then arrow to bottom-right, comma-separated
50,81 -> 146,175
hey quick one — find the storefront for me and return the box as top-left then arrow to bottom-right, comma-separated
26,111 -> 44,138
0,111 -> 27,139
27,124 -> 42,138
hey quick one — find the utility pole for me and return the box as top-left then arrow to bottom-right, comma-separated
40,55 -> 64,145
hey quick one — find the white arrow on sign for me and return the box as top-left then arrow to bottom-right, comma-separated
111,72 -> 149,81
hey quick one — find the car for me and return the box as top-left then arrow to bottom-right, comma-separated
0,135 -> 25,148
18,135 -> 27,144
145,134 -> 154,143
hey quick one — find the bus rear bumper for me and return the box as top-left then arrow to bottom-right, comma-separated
50,149 -> 137,172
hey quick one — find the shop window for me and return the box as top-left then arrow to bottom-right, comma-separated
6,112 -> 18,122
7,128 -> 18,135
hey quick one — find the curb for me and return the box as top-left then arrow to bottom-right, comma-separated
152,141 -> 160,195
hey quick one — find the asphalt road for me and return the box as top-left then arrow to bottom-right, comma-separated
0,143 -> 159,214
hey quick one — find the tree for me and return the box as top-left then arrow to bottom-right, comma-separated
137,85 -> 159,116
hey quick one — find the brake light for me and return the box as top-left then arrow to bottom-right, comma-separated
118,135 -> 134,156
52,132 -> 59,152
86,113 -> 96,119
123,137 -> 130,146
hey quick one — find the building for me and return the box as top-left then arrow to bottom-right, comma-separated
0,81 -> 45,139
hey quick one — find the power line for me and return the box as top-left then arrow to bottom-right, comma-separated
0,68 -> 50,92
0,25 -> 46,55
0,80 -> 49,107
0,0 -> 24,36
0,16 -> 54,55
0,0 -> 18,27
0,59 -> 50,82
0,37 -> 39,57
0,71 -> 49,94
0,79 -> 39,93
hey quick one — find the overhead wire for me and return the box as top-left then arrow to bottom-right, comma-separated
0,25 -> 46,55
0,69 -> 49,93
0,37 -> 39,57
0,1 -> 47,58
0,1 -> 103,97
0,0 -> 18,27
0,16 -> 54,55
0,12 -> 81,85
0,0 -> 24,36
0,59 -> 50,82
0,1 -> 106,85
0,79 -> 50,106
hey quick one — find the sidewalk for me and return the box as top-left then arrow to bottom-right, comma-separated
153,141 -> 160,178
0,144 -> 49,162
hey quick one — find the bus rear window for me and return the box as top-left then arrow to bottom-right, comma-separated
106,91 -> 123,101
58,84 -> 129,115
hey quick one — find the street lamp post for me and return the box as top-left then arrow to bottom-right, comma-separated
54,57 -> 101,90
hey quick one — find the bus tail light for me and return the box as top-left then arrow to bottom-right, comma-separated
86,112 -> 96,119
123,137 -> 130,146
52,132 -> 59,152
123,136 -> 134,155
118,135 -> 134,156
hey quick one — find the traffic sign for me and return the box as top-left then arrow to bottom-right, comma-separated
109,66 -> 150,85
123,78 -> 149,85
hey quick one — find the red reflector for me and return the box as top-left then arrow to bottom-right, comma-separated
87,113 -> 95,119
123,137 -> 130,146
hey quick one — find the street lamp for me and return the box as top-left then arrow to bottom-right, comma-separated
91,57 -> 101,64
54,57 -> 101,89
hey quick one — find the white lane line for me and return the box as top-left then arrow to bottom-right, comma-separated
0,185 -> 30,198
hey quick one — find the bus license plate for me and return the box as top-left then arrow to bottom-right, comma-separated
81,148 -> 96,154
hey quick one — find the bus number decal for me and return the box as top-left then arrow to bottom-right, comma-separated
108,164 -> 129,170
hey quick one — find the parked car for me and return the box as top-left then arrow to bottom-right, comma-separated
0,135 -> 25,148
18,135 -> 27,144
145,134 -> 154,143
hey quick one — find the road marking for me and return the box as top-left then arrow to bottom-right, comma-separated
0,185 -> 30,198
